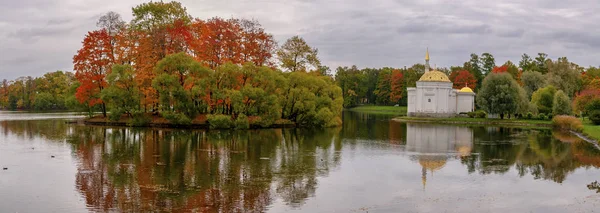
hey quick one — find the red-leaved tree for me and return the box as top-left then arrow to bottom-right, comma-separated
449,70 -> 477,90
73,30 -> 112,117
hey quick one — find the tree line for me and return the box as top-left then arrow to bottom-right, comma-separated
333,52 -> 600,123
2,1 -> 600,125
0,1 -> 341,128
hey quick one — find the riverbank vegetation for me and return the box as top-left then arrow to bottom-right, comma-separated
346,105 -> 407,115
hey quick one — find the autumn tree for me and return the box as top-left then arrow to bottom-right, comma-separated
449,70 -> 477,90
389,69 -> 404,104
130,1 -> 192,111
374,69 -> 392,105
573,89 -> 600,116
73,30 -> 112,117
277,36 -> 320,72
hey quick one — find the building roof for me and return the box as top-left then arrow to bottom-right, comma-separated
418,70 -> 451,82
459,87 -> 474,93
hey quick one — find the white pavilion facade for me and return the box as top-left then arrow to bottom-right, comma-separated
407,50 -> 475,117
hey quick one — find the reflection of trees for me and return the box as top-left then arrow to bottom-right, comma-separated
0,119 -> 71,142
65,126 -> 341,212
461,127 -> 600,183
341,111 -> 404,144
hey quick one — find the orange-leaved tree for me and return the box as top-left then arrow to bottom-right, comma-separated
73,29 -> 112,117
389,69 -> 404,103
449,70 -> 477,90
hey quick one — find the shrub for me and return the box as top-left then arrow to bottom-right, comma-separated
129,111 -> 151,127
526,112 -> 534,120
467,111 -> 476,118
163,112 -> 192,125
552,115 -> 583,132
537,113 -> 548,120
207,114 -> 233,129
590,110 -> 600,125
476,110 -> 487,118
234,114 -> 250,129
108,108 -> 124,121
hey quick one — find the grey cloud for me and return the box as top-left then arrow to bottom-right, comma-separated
9,26 -> 78,42
2,0 -> 600,80
496,28 -> 525,38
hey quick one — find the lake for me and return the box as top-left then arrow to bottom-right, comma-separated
1,110 -> 600,212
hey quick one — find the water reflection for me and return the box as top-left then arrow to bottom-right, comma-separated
62,126 -> 342,212
3,112 -> 600,212
406,124 -> 474,189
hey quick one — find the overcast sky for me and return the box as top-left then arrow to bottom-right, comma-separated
1,0 -> 600,80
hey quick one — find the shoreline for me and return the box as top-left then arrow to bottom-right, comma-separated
393,116 -> 600,143
73,119 -> 297,129
392,116 -> 553,128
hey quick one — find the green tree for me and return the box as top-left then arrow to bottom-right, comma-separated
464,54 -> 483,91
335,66 -> 367,107
521,71 -> 546,99
102,64 -> 140,120
277,36 -> 321,72
131,1 -> 191,31
534,53 -> 549,74
153,53 -> 209,121
33,93 -> 56,110
476,73 -> 522,119
546,57 -> 582,97
481,53 -> 495,75
519,53 -> 535,72
531,86 -> 557,114
552,90 -> 572,116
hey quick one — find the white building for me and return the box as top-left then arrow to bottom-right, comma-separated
407,50 -> 475,117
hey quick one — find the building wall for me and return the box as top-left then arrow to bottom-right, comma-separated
457,93 -> 475,113
407,81 -> 474,117
407,88 -> 416,113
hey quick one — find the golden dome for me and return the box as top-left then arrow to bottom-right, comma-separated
418,70 -> 451,82
418,158 -> 446,171
459,87 -> 474,93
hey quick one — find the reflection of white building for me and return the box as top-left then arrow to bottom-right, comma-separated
407,49 -> 475,117
405,123 -> 474,188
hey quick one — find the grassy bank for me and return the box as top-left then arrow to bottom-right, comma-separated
347,105 -> 407,115
393,116 -> 552,128
583,121 -> 600,142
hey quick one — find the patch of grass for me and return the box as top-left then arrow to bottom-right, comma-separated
347,105 -> 407,115
583,120 -> 600,141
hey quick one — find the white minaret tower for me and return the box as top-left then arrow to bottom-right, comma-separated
425,48 -> 430,72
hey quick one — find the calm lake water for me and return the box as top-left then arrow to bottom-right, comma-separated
2,111 -> 600,212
